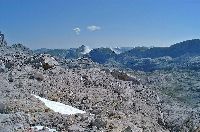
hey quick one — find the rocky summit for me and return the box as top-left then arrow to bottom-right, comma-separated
0,35 -> 200,132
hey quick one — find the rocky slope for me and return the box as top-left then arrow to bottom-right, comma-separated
127,69 -> 200,131
0,42 -> 169,131
0,35 -> 200,131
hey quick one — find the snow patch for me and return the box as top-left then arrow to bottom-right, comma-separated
82,46 -> 92,54
31,126 -> 57,132
32,94 -> 86,115
110,47 -> 121,54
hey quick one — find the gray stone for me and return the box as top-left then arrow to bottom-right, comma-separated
122,126 -> 132,132
0,102 -> 6,113
34,73 -> 44,81
91,118 -> 107,129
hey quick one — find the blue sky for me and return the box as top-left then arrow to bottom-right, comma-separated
0,0 -> 200,49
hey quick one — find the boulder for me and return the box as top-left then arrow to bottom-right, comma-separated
33,73 -> 44,81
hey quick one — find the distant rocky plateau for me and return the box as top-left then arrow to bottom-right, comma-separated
0,33 -> 200,131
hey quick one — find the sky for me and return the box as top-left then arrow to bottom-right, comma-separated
0,0 -> 200,49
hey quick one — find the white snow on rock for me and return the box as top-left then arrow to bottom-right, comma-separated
110,47 -> 121,54
32,94 -> 86,115
82,46 -> 92,54
31,125 -> 57,132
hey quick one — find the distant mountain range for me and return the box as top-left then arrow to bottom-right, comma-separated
34,45 -> 91,59
34,46 -> 133,59
34,39 -> 200,71
119,39 -> 200,58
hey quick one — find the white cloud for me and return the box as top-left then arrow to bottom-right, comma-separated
73,27 -> 81,35
87,25 -> 101,32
